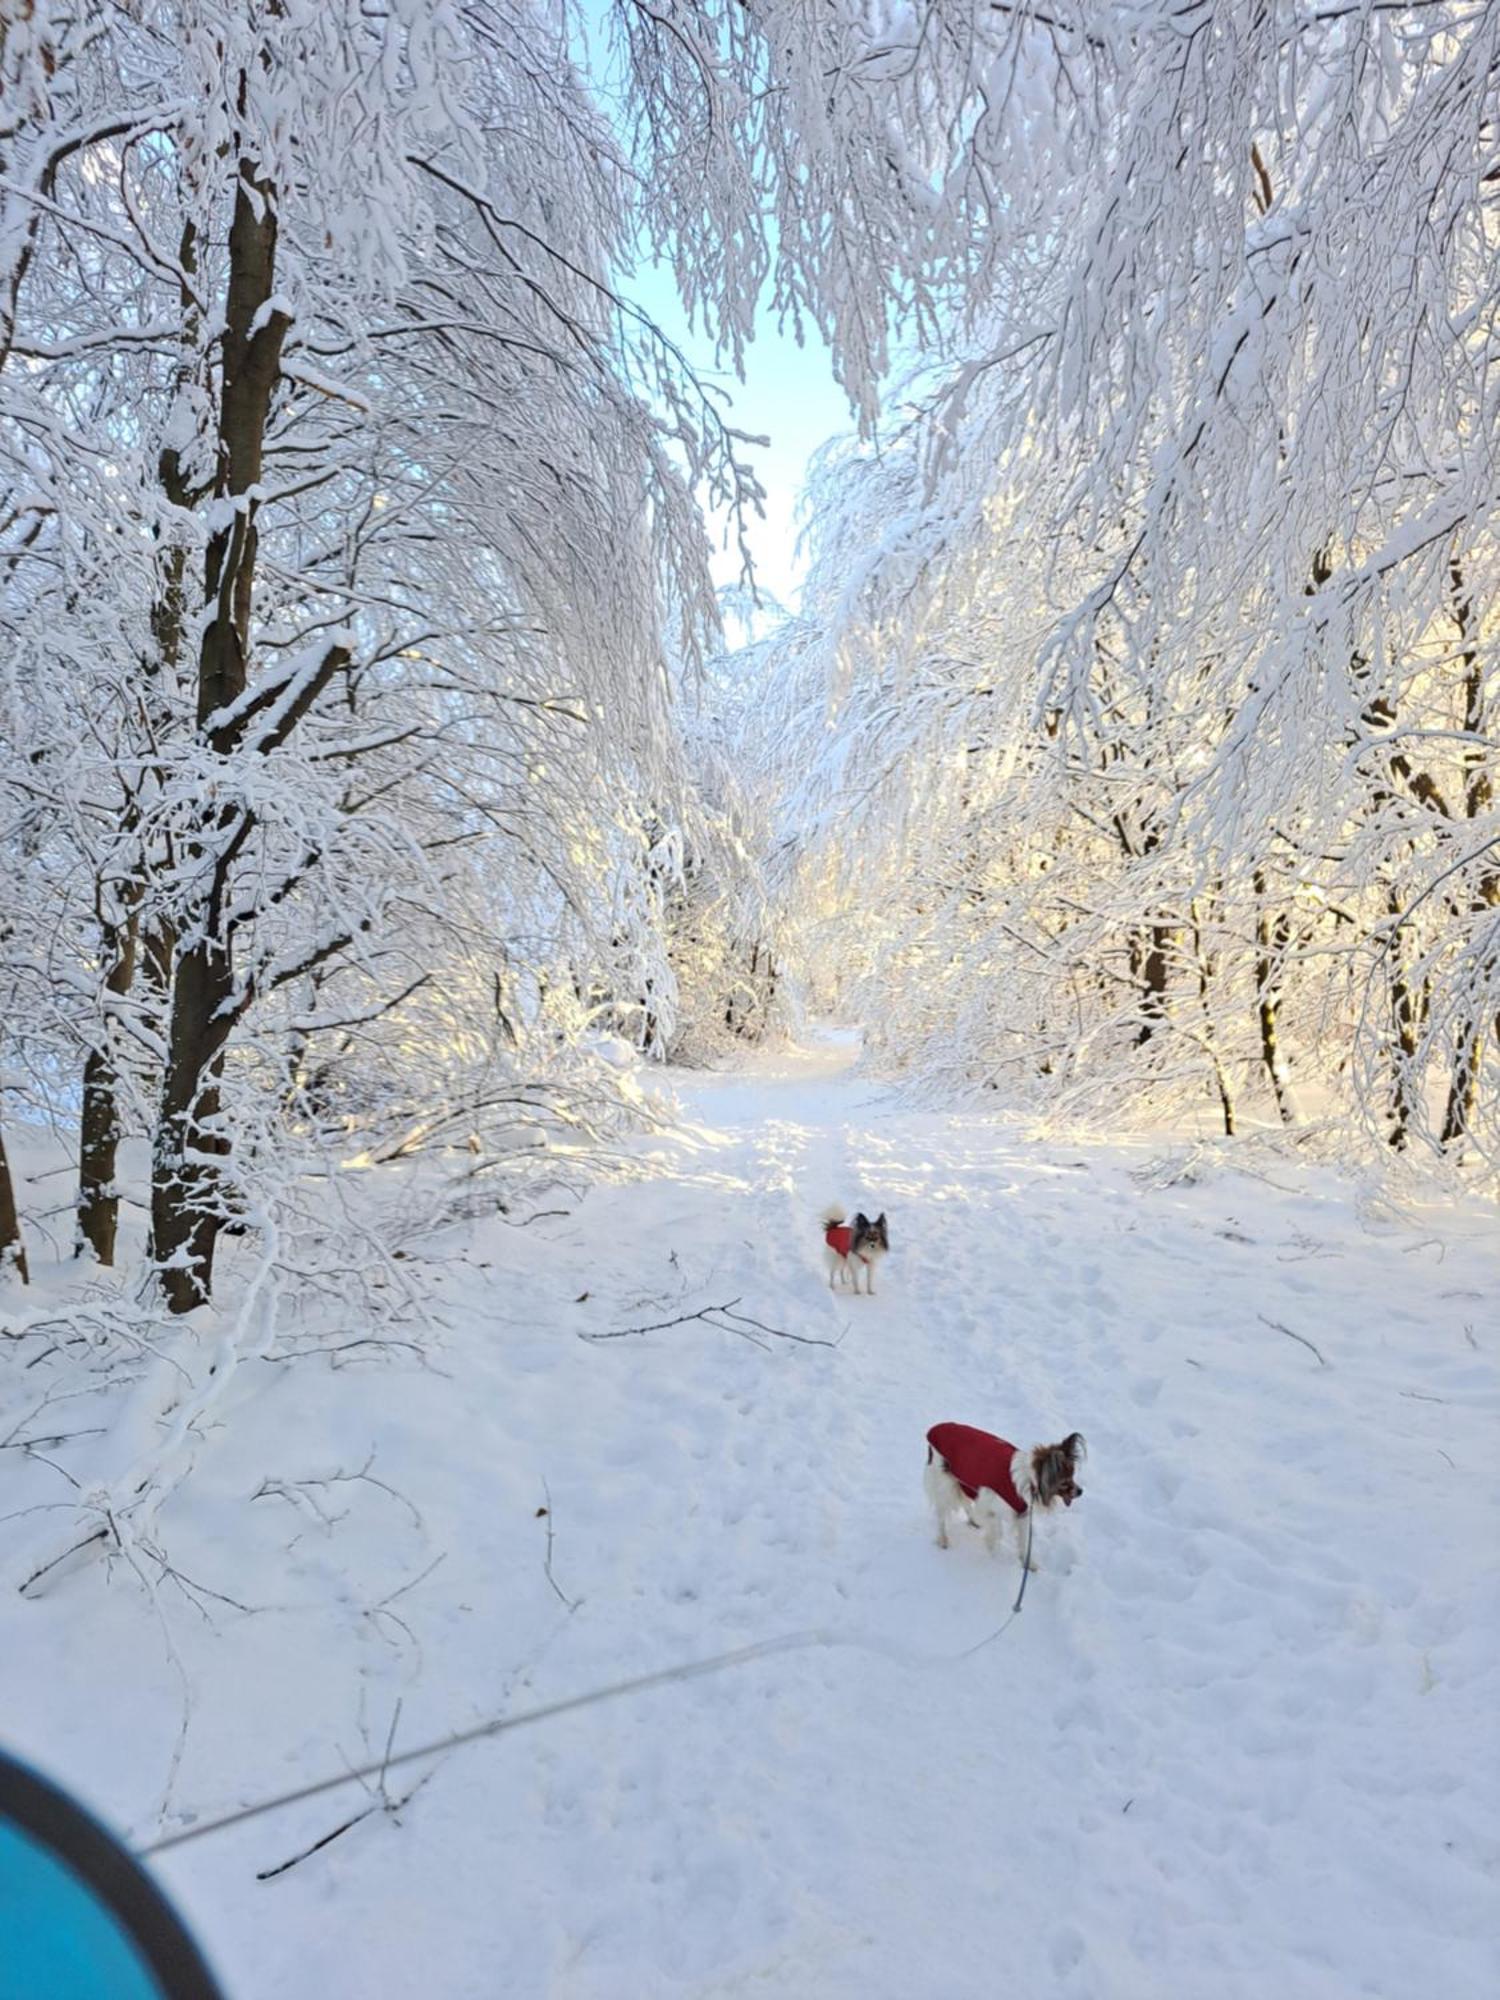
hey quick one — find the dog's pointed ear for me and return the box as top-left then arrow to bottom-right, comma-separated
854,1211 -> 869,1228
875,1212 -> 886,1225
1062,1432 -> 1086,1462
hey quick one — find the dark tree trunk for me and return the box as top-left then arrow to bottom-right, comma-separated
149,153 -> 290,1313
1440,557 -> 1494,1149
1352,581 -> 1455,1153
1252,868 -> 1295,1125
0,1121 -> 28,1284
76,900 -> 141,1264
1112,796 -> 1171,1048
1189,896 -> 1235,1135
1132,922 -> 1172,1044
1386,886 -> 1428,1151
1441,1019 -> 1484,1149
198,167 -> 288,731
81,219 -> 200,1268
151,912 -> 243,1311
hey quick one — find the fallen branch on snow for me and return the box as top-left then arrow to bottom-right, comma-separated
537,1479 -> 578,1612
1258,1313 -> 1328,1367
255,1700 -> 436,1881
252,1450 -> 424,1534
580,1298 -> 840,1350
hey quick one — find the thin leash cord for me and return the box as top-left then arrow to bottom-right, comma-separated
1014,1508 -> 1036,1615
136,1599 -> 1034,1862
958,1509 -> 1034,1657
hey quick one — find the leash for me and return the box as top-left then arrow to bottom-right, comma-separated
136,1599 -> 1039,1861
958,1507 -> 1035,1656
1013,1507 -> 1036,1615
137,1634 -> 825,1859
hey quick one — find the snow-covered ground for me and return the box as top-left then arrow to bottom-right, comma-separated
4,1035 -> 1497,1998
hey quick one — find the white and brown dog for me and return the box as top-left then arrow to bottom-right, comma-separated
822,1204 -> 889,1294
925,1421 -> 1085,1569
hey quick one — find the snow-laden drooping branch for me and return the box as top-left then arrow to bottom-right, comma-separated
721,2 -> 1499,1172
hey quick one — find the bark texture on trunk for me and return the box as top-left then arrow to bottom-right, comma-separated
1131,922 -> 1172,1045
149,154 -> 291,1314
76,898 -> 141,1264
1253,868 -> 1295,1126
1,1122 -> 28,1284
1386,885 -> 1428,1151
1188,895 -> 1235,1135
1440,558 -> 1494,1148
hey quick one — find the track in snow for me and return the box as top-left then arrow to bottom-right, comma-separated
9,1034 -> 1496,1998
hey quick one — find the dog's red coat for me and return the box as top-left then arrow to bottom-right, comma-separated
824,1222 -> 854,1258
927,1422 -> 1029,1515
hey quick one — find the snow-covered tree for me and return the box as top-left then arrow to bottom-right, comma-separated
750,0 -> 1498,1171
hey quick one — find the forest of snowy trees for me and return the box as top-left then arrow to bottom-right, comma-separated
738,1 -> 1500,1168
2,2 -> 1497,1588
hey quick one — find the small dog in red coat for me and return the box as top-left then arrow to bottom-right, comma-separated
821,1204 -> 889,1294
925,1421 -> 1085,1570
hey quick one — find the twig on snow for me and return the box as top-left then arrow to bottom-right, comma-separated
374,1552 -> 447,1611
365,1602 -> 423,1677
580,1298 -> 839,1350
19,1528 -> 110,1595
253,1451 -> 424,1534
718,1321 -> 772,1352
255,1705 -> 435,1881
0,1426 -> 106,1452
1258,1314 -> 1328,1367
581,1301 -> 745,1340
267,1335 -> 441,1373
140,1540 -> 258,1618
16,1448 -> 80,1490
537,1480 -> 578,1612
715,1304 -> 844,1349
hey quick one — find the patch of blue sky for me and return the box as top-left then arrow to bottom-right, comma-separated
569,1 -> 853,613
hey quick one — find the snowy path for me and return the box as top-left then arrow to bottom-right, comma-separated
7,1037 -> 1498,1997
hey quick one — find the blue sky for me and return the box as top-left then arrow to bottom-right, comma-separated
571,1 -> 853,612
628,259 -> 852,613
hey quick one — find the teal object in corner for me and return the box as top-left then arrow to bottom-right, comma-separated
0,1820 -> 162,2000
0,1750 -> 222,2000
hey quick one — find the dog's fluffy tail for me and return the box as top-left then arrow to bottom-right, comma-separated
821,1202 -> 846,1228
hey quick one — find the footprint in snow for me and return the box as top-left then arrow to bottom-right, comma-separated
1049,1926 -> 1087,1979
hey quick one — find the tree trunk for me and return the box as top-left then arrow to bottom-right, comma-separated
76,899 -> 141,1264
1252,868 -> 1296,1125
1440,1020 -> 1483,1148
149,151 -> 290,1313
1386,886 -> 1427,1151
1131,922 -> 1171,1044
1439,556 -> 1494,1149
151,909 -> 243,1311
1189,897 -> 1235,1135
0,1121 -> 28,1284
1116,804 -> 1170,1047
82,217 -> 200,1267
